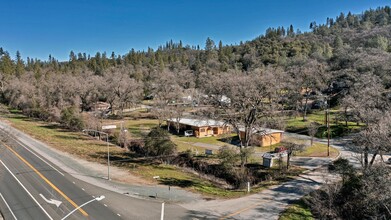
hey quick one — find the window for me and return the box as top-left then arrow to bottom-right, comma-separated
200,128 -> 205,132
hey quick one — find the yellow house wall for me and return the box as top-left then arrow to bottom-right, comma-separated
194,126 -> 231,138
260,133 -> 282,147
240,131 -> 283,147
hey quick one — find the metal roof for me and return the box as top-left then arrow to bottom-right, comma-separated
238,127 -> 284,135
166,118 -> 226,127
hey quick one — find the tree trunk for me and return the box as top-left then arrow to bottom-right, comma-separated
364,147 -> 369,169
240,147 -> 245,169
286,152 -> 291,170
303,95 -> 309,121
369,151 -> 378,167
344,107 -> 348,127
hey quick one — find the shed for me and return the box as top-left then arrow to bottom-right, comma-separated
239,127 -> 284,147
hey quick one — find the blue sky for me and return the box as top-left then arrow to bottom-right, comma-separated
0,0 -> 389,61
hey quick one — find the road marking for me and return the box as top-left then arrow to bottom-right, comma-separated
104,204 -> 107,207
82,188 -> 85,191
4,144 -> 89,217
0,193 -> 18,220
219,200 -> 266,220
117,213 -> 121,216
39,194 -> 62,208
0,160 -> 53,220
10,136 -> 65,176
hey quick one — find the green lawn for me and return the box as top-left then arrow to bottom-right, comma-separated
171,133 -> 238,153
254,137 -> 339,158
286,110 -> 364,138
101,118 -> 159,137
279,199 -> 314,220
296,143 -> 339,157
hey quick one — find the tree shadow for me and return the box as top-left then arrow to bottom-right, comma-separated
54,135 -> 83,140
217,135 -> 240,145
159,177 -> 195,187
39,123 -> 71,132
184,210 -> 221,220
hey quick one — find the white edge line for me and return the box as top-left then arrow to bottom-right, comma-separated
0,160 -> 53,220
0,193 -> 18,220
11,137 -> 65,176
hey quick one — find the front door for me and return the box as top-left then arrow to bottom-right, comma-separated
213,127 -> 219,135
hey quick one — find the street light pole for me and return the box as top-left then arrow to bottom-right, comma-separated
107,133 -> 110,180
61,195 -> 105,220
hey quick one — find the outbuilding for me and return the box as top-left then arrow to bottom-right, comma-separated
239,128 -> 284,147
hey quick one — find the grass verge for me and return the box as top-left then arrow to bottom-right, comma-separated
279,199 -> 314,220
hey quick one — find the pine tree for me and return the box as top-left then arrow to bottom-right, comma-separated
205,37 -> 215,51
0,52 -> 13,76
15,51 -> 25,77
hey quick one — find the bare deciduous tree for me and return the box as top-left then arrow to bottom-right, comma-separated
308,121 -> 320,146
283,141 -> 306,170
203,68 -> 284,167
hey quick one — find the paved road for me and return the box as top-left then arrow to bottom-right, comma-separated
0,134 -> 121,220
0,126 -> 189,220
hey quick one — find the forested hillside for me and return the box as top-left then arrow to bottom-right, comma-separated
0,6 -> 391,127
1,6 -> 391,219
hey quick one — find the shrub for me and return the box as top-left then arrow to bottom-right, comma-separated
144,127 -> 176,156
60,107 -> 84,131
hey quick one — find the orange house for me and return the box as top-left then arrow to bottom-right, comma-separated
239,128 -> 284,147
167,118 -> 231,138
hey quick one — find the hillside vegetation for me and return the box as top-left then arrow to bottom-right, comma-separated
1,7 -> 391,216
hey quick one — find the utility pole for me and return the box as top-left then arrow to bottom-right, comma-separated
325,98 -> 330,157
327,108 -> 330,157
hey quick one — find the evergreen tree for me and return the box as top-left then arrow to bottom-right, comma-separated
205,37 -> 215,51
0,52 -> 13,76
15,51 -> 24,77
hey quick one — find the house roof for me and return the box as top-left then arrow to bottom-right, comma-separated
238,127 -> 284,135
167,118 -> 227,127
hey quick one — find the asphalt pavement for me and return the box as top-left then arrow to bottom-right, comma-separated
0,135 -> 121,220
0,125 -> 189,220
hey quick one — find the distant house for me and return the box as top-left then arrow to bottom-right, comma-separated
166,118 -> 231,137
91,101 -> 110,111
239,128 -> 284,147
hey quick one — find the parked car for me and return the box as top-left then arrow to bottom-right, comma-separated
311,100 -> 326,109
184,130 -> 194,137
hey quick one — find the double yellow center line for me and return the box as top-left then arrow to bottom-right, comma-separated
4,143 -> 89,217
